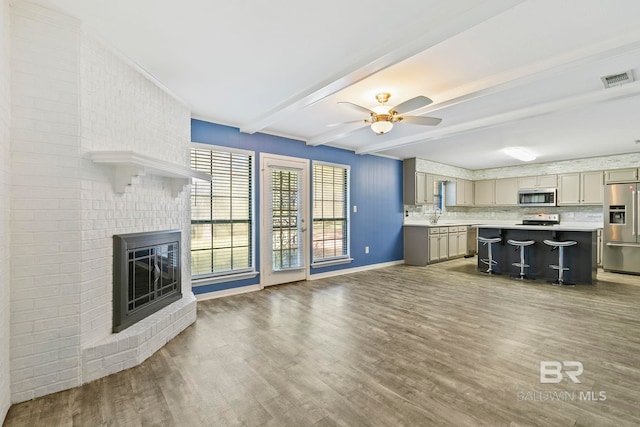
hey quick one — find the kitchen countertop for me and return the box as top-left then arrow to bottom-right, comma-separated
404,220 -> 602,231
403,221 -> 480,227
474,223 -> 602,232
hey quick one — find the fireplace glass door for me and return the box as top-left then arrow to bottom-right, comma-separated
113,230 -> 182,332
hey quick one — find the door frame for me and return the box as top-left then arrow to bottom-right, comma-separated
259,153 -> 311,287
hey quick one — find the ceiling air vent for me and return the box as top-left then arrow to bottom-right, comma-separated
601,70 -> 634,88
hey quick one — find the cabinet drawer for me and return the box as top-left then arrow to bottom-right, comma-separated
429,227 -> 440,235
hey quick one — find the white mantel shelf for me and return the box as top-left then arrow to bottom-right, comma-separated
88,150 -> 211,195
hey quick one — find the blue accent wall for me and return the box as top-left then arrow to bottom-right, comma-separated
191,119 -> 404,295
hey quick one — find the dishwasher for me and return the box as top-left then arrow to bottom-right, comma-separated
465,225 -> 477,257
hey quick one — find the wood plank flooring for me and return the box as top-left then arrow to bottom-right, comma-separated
4,258 -> 640,426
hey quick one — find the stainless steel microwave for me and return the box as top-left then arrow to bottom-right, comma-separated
517,188 -> 557,207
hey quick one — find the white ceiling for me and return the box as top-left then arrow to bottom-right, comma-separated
32,0 -> 640,169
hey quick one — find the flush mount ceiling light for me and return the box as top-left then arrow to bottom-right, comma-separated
503,147 -> 536,162
332,92 -> 442,135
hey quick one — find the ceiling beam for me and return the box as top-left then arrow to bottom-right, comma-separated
239,0 -> 525,135
308,33 -> 640,147
356,80 -> 640,155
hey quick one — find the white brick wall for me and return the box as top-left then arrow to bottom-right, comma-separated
10,1 -> 82,403
9,2 -> 194,404
79,34 -> 192,350
0,0 -> 11,421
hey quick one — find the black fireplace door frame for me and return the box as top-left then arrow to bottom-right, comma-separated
113,230 -> 182,333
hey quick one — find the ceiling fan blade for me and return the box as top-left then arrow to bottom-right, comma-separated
401,116 -> 442,126
391,96 -> 433,114
328,119 -> 366,127
338,101 -> 374,114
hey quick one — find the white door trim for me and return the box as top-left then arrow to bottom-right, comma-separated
260,153 -> 310,287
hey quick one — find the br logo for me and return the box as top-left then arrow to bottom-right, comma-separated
540,361 -> 583,384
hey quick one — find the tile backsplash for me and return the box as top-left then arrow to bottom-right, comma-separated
406,205 -> 603,224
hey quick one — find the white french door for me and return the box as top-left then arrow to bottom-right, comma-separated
260,154 -> 309,287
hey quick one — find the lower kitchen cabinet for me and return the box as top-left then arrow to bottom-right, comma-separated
456,227 -> 468,257
404,225 -> 468,266
429,227 -> 449,262
448,230 -> 458,258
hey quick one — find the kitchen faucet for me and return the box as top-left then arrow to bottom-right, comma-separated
431,208 -> 442,224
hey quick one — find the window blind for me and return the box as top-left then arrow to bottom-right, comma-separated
312,163 -> 349,262
190,147 -> 253,277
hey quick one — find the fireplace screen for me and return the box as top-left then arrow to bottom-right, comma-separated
113,230 -> 182,332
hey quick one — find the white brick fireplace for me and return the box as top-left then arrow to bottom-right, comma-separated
9,1 -> 196,402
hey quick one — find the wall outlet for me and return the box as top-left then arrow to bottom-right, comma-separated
365,246 -> 369,254
353,205 -> 357,213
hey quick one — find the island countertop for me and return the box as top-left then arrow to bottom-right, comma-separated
473,223 -> 602,232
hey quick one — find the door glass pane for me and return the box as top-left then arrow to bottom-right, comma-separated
271,168 -> 302,271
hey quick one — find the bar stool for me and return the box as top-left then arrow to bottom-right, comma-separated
477,236 -> 502,274
543,239 -> 577,286
507,239 -> 535,279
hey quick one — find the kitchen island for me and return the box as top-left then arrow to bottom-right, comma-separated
475,224 -> 599,284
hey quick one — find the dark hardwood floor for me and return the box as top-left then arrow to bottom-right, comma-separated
5,258 -> 640,426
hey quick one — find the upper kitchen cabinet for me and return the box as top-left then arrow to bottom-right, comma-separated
581,171 -> 604,204
558,173 -> 580,205
604,168 -> 638,184
518,174 -> 557,189
474,178 -> 517,206
403,158 -> 437,205
494,178 -> 518,205
558,171 -> 603,205
445,178 -> 474,206
474,179 -> 495,206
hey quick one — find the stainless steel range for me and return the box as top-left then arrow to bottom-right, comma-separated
517,213 -> 560,226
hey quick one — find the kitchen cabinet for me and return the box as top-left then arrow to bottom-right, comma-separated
448,228 -> 458,258
558,173 -> 580,205
416,172 -> 436,205
474,179 -> 517,206
429,227 -> 449,262
581,171 -> 604,204
604,168 -> 638,184
494,178 -> 518,205
403,158 -> 438,205
404,225 -> 467,265
518,174 -> 557,189
474,180 -> 495,206
458,228 -> 468,256
445,178 -> 474,206
448,226 -> 468,257
558,171 -> 603,205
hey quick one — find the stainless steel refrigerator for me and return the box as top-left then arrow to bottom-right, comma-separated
603,183 -> 640,274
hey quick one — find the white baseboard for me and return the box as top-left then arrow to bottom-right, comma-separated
195,284 -> 262,301
195,260 -> 405,300
309,259 -> 404,280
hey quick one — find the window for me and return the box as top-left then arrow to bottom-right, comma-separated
190,144 -> 254,279
312,162 -> 350,264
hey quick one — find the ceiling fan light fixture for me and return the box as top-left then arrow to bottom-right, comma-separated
503,147 -> 536,162
371,121 -> 393,135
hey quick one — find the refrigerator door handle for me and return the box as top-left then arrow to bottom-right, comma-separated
606,242 -> 640,248
634,190 -> 637,236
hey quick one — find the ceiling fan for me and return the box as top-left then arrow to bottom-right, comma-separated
334,92 -> 442,135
